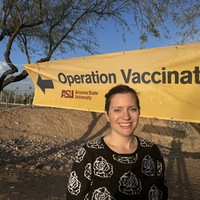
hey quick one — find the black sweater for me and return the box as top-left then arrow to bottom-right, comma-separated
66,136 -> 168,199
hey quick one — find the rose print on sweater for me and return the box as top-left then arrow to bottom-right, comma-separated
157,160 -> 162,176
112,153 -> 138,164
75,147 -> 86,163
84,193 -> 89,200
91,187 -> 115,200
84,163 -> 92,180
87,138 -> 105,149
148,184 -> 163,200
68,171 -> 81,196
141,154 -> 155,176
139,138 -> 153,147
93,156 -> 113,178
119,171 -> 142,195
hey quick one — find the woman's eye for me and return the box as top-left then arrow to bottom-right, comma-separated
113,108 -> 121,113
130,107 -> 137,112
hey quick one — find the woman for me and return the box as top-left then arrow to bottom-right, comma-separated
66,84 -> 168,199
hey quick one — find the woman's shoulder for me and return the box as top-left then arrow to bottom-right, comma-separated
73,138 -> 104,163
137,136 -> 155,147
80,137 -> 105,151
137,136 -> 162,152
137,136 -> 163,157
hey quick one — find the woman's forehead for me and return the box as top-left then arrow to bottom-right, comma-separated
110,93 -> 137,104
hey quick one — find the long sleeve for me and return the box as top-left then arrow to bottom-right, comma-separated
66,146 -> 93,199
137,138 -> 168,199
155,145 -> 168,200
146,144 -> 168,200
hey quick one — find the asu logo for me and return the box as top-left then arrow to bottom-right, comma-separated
61,90 -> 74,98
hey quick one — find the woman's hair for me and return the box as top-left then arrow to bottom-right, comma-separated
104,84 -> 140,113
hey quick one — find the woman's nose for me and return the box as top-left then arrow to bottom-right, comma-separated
122,110 -> 131,119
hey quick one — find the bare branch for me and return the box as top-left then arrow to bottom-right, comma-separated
0,70 -> 29,90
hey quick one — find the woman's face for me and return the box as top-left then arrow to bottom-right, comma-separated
105,92 -> 140,137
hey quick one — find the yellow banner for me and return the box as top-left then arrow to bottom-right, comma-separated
24,43 -> 200,123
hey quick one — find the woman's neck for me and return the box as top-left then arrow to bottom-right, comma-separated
103,134 -> 138,154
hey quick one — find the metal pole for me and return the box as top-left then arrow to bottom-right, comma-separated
6,96 -> 8,108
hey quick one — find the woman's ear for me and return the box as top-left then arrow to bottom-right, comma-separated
105,112 -> 110,122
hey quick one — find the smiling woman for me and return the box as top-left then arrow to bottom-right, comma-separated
66,84 -> 168,199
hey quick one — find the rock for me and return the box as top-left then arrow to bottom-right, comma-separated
58,166 -> 64,171
36,163 -> 44,169
29,165 -> 36,170
16,164 -> 23,169
43,165 -> 52,171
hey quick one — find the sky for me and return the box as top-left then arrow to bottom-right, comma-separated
0,18 -> 195,91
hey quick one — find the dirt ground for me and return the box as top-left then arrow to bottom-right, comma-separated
0,105 -> 200,200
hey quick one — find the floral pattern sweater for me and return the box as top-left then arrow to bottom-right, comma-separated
66,136 -> 168,200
